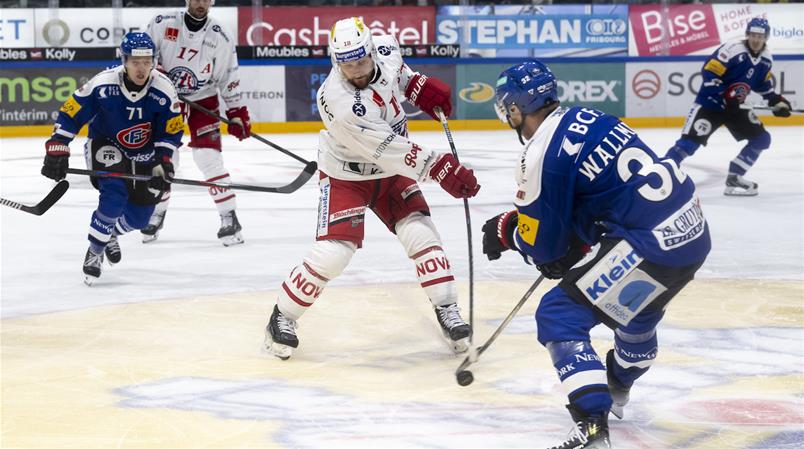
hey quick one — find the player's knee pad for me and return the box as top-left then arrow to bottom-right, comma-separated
535,287 -> 597,345
747,130 -> 771,151
546,340 -> 611,416
397,213 -> 456,306
611,327 -> 658,387
278,240 -> 356,320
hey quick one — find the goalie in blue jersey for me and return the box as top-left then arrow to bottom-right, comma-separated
482,61 -> 711,449
667,18 -> 792,196
41,32 -> 184,285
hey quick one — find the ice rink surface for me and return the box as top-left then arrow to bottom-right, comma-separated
2,126 -> 803,448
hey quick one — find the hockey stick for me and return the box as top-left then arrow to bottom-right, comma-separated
65,168 -> 308,194
179,95 -> 316,167
748,105 -> 804,114
454,275 -> 546,386
0,180 -> 70,216
435,107 -> 476,334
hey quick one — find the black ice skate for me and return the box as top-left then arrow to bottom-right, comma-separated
547,407 -> 611,449
105,235 -> 122,265
724,174 -> 758,196
83,248 -> 104,286
606,349 -> 631,420
434,303 -> 472,353
217,210 -> 244,247
263,305 -> 298,360
141,210 -> 166,243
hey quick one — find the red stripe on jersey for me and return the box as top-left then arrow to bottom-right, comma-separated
213,194 -> 235,204
302,262 -> 329,282
208,173 -> 230,182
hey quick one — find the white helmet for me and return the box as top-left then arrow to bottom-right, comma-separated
329,17 -> 375,66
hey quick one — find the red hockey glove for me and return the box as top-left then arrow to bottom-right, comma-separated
41,138 -> 70,181
225,106 -> 251,140
482,211 -> 517,261
429,153 -> 480,199
405,74 -> 452,121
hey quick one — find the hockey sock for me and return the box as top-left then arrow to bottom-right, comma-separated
666,137 -> 700,164
547,340 -> 612,416
88,209 -> 117,252
729,131 -> 770,176
411,245 -> 456,307
611,327 -> 658,388
192,147 -> 236,214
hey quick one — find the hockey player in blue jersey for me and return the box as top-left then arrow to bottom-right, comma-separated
482,61 -> 711,449
41,32 -> 184,285
666,18 -> 792,196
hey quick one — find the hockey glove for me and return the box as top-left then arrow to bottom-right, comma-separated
405,74 -> 452,121
482,211 -> 517,261
41,137 -> 70,181
429,153 -> 480,199
225,106 -> 251,140
768,94 -> 792,118
149,155 -> 174,193
536,235 -> 592,280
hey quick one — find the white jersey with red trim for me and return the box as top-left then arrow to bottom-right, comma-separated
146,11 -> 243,109
316,34 -> 439,182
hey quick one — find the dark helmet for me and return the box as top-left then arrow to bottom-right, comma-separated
494,60 -> 559,124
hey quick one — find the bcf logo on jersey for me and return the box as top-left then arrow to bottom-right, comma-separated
116,123 -> 152,149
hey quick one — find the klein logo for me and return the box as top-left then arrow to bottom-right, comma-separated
458,82 -> 495,103
116,123 -> 152,149
632,70 -> 661,99
617,280 -> 656,312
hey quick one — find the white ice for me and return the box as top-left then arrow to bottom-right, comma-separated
2,126 -> 803,449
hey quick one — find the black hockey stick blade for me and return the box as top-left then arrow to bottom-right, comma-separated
66,165 -> 316,194
744,104 -> 804,113
0,180 -> 70,216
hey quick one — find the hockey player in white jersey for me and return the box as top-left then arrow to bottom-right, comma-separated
263,17 -> 480,360
143,0 -> 250,246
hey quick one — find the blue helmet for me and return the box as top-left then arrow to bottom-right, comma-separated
745,18 -> 770,38
494,60 -> 559,124
120,32 -> 156,65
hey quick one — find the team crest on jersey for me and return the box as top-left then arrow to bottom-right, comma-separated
725,82 -> 751,102
165,27 -> 179,41
116,123 -> 152,149
168,66 -> 200,95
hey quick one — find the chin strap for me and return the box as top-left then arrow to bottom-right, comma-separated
506,116 -> 526,145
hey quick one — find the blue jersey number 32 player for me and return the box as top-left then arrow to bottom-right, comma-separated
41,32 -> 184,285
482,61 -> 711,449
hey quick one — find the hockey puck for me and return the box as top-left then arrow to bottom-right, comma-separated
456,370 -> 474,386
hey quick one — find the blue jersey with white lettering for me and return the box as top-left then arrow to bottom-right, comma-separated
511,106 -> 710,267
695,40 -> 775,111
52,65 -> 184,160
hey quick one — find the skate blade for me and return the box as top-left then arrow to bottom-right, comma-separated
141,232 -> 159,244
610,404 -> 624,420
83,275 -> 99,286
220,232 -> 244,247
262,338 -> 293,361
449,337 -> 471,354
724,187 -> 758,196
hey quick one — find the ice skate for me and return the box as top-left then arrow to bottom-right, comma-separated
547,408 -> 610,449
263,305 -> 298,360
724,174 -> 758,196
218,210 -> 244,247
434,303 -> 472,353
141,210 -> 166,243
83,248 -> 104,286
606,349 -> 631,419
105,235 -> 122,265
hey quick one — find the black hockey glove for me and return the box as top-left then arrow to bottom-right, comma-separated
482,210 -> 517,261
148,155 -> 174,192
768,94 -> 791,118
41,137 -> 70,181
536,235 -> 592,280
